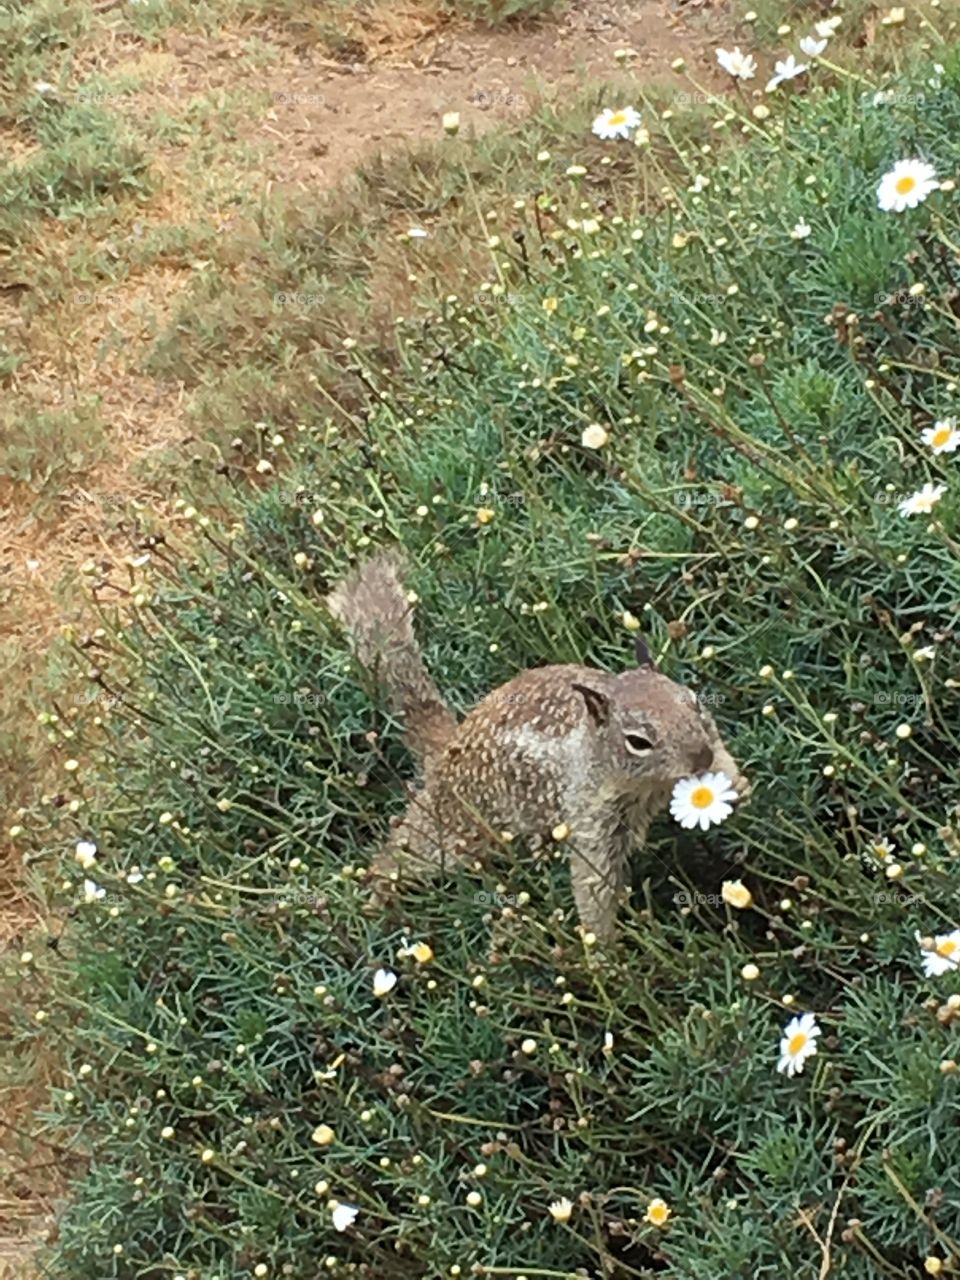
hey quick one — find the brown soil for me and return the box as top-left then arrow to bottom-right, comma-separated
0,1 -> 729,1272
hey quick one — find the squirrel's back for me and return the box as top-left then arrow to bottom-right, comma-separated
326,550 -> 458,771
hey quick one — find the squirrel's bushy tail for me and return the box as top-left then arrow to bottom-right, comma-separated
327,549 -> 458,771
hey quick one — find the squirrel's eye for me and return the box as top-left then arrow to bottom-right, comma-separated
624,732 -> 655,755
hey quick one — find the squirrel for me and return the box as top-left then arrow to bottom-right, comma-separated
327,549 -> 749,941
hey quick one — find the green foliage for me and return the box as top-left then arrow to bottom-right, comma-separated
11,53 -> 960,1280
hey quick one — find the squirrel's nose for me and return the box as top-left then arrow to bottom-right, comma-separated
694,745 -> 714,772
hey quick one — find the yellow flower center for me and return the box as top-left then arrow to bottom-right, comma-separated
608,111 -> 628,126
937,938 -> 958,958
933,427 -> 951,447
896,175 -> 917,195
788,1031 -> 808,1056
690,786 -> 715,809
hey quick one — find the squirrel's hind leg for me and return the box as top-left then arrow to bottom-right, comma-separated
367,791 -> 469,901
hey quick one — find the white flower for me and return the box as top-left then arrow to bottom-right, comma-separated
74,840 -> 98,870
777,1012 -> 821,1076
799,36 -> 828,56
716,47 -> 757,80
913,645 -> 936,661
581,423 -> 609,449
442,111 -> 460,136
330,1201 -> 360,1231
815,16 -> 842,35
867,836 -> 896,865
83,879 -> 106,903
877,159 -> 938,212
398,937 -> 434,964
407,227 -> 428,239
898,482 -> 946,517
918,929 -> 960,976
709,327 -> 727,346
669,771 -> 738,831
591,106 -> 641,140
126,867 -> 144,885
372,968 -> 397,997
766,55 -> 809,91
34,80 -> 56,95
721,879 -> 754,910
548,1197 -> 574,1223
790,219 -> 812,240
922,418 -> 960,454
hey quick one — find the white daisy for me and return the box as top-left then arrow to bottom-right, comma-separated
74,840 -> 98,870
922,418 -> 960,454
83,879 -> 106,903
815,16 -> 842,35
591,106 -> 641,140
898,482 -> 946,517
548,1197 -> 573,1223
790,219 -> 812,240
766,55 -> 809,91
330,1201 -> 360,1231
372,967 -> 397,997
877,159 -> 938,212
799,35 -> 828,56
716,47 -> 757,80
669,771 -> 739,832
918,929 -> 960,976
868,836 -> 896,865
777,1012 -> 821,1076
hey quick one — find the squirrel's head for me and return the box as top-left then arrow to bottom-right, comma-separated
571,637 -> 717,791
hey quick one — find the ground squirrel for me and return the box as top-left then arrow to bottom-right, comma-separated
327,549 -> 749,940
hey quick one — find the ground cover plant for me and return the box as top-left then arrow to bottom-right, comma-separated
8,18 -> 960,1280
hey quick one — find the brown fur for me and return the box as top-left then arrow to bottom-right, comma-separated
327,550 -> 749,940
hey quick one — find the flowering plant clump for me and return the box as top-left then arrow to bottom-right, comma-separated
7,45 -> 960,1280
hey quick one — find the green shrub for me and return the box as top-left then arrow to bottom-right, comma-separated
12,54 -> 960,1280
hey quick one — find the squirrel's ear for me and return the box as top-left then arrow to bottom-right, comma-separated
634,635 -> 656,669
572,682 -> 611,727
